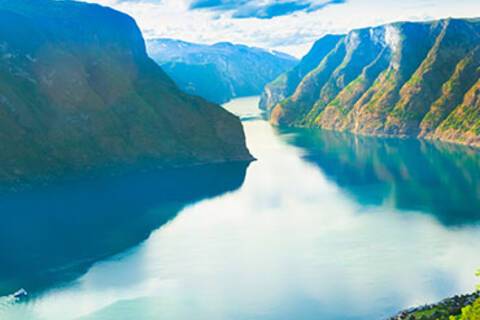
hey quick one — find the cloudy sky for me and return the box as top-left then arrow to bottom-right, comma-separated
84,0 -> 480,57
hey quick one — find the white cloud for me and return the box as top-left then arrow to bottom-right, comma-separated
83,0 -> 480,58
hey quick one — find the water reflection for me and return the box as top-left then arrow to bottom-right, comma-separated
279,128 -> 480,226
0,162 -> 248,297
2,97 -> 480,320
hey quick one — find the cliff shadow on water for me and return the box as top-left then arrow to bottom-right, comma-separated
0,162 -> 249,297
277,127 -> 480,227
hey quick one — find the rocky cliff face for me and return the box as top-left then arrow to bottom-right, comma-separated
261,18 -> 480,147
0,0 -> 252,185
259,34 -> 345,112
147,39 -> 298,104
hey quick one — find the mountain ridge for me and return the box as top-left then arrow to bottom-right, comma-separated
148,38 -> 298,104
261,17 -> 480,147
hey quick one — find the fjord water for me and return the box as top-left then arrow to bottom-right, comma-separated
1,97 -> 480,320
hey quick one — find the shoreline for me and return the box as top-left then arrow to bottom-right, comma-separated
388,292 -> 480,320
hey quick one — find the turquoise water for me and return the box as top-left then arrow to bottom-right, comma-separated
1,96 -> 480,319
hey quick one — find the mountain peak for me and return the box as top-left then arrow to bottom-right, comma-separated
147,38 -> 298,104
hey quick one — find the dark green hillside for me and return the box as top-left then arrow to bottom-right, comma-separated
0,0 -> 252,186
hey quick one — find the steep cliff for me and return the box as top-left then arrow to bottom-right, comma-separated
260,35 -> 343,111
0,0 -> 252,185
261,18 -> 480,147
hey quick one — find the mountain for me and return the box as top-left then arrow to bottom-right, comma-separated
147,39 -> 298,104
260,18 -> 480,148
0,0 -> 252,186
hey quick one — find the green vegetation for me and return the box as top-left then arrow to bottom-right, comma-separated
390,294 -> 480,320
390,271 -> 480,320
270,40 -> 347,125
408,296 -> 480,320
420,47 -> 480,136
477,270 -> 480,291
450,298 -> 480,320
262,18 -> 480,147
260,34 -> 344,111
0,0 -> 252,187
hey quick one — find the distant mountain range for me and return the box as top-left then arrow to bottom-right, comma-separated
0,0 -> 252,186
261,18 -> 480,148
147,39 -> 298,104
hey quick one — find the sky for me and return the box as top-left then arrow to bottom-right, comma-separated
83,0 -> 480,57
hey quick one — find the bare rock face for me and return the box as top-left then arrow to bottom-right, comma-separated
261,18 -> 480,148
0,0 -> 252,185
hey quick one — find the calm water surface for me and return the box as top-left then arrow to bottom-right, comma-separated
1,96 -> 480,320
